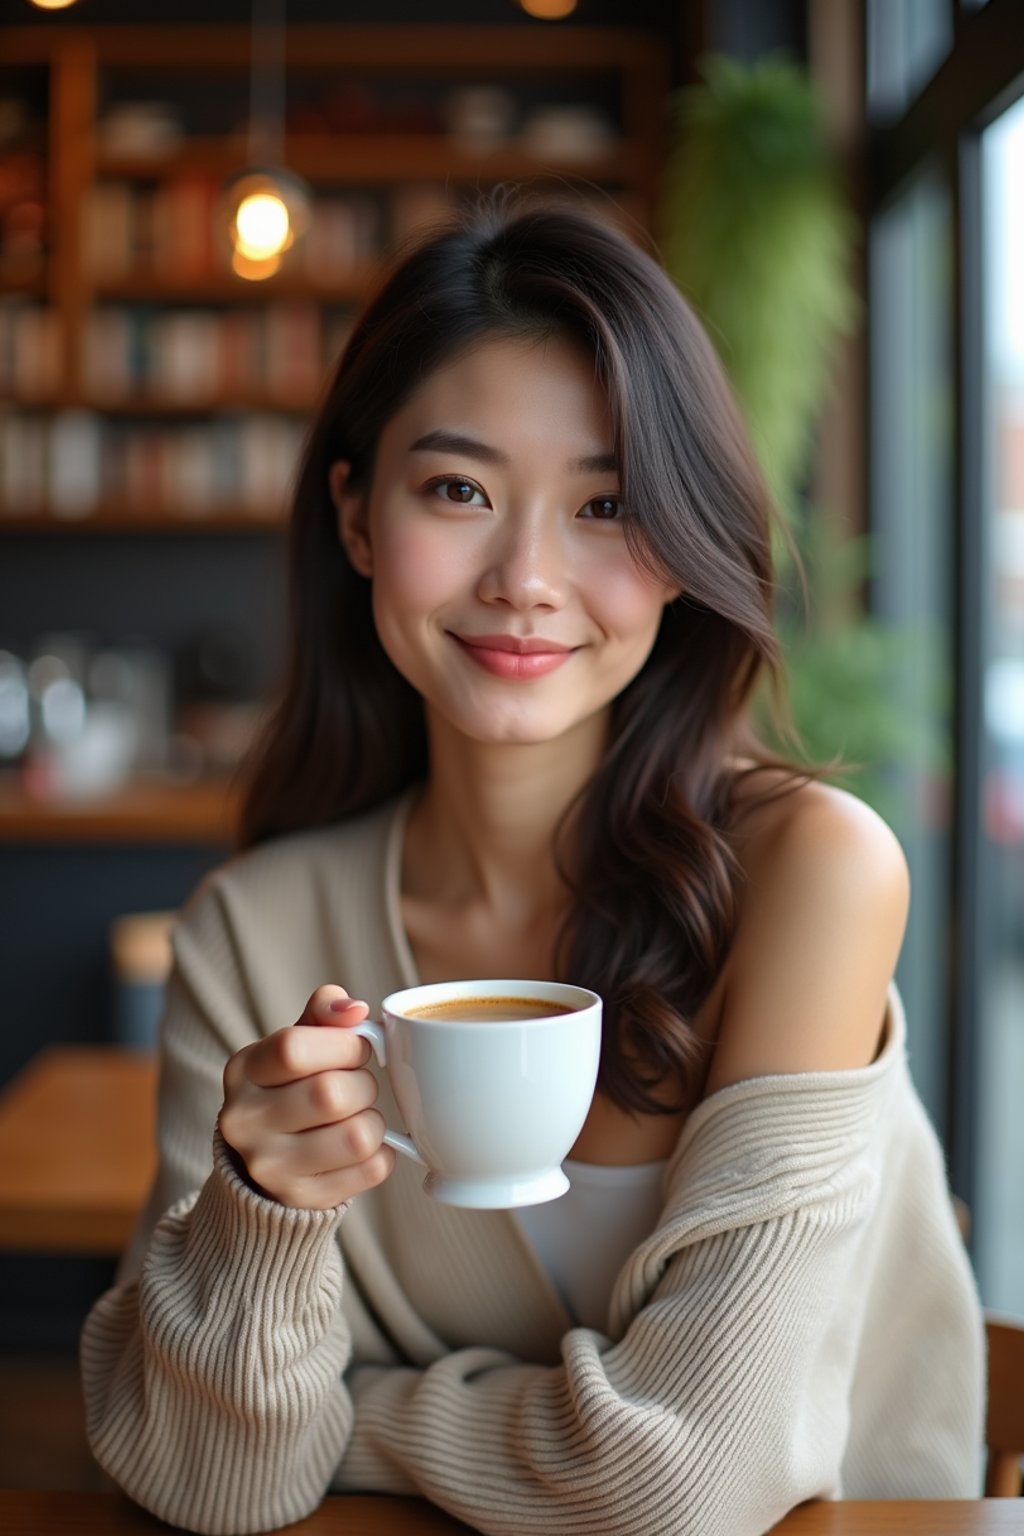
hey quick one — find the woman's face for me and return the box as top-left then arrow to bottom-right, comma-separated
331,332 -> 681,747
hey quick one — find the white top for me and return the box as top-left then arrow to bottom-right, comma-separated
514,1157 -> 669,1332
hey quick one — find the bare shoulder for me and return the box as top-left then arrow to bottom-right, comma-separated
729,767 -> 910,893
702,769 -> 910,1099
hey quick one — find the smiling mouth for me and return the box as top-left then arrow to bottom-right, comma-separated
450,634 -> 577,680
450,632 -> 575,654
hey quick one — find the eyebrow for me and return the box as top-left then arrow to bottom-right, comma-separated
408,429 -> 618,476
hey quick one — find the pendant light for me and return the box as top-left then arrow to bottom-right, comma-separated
221,0 -> 311,280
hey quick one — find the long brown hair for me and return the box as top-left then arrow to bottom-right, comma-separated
236,184 -> 837,1115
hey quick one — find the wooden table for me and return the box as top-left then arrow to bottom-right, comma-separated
0,1046 -> 156,1252
771,1506 -> 1024,1532
0,1492 -> 1021,1534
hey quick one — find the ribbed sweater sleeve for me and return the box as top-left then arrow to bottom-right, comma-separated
79,877 -> 358,1536
335,1072 -> 902,1536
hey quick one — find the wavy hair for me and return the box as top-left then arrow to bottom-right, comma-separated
236,184 -> 837,1116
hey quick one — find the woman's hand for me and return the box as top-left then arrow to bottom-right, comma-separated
218,985 -> 397,1209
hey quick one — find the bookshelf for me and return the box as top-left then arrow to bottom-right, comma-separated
1,24 -> 667,530
0,22 -> 669,838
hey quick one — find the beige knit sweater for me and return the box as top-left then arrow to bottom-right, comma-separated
80,784 -> 986,1536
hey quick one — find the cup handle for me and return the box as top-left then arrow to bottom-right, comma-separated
352,1019 -> 426,1167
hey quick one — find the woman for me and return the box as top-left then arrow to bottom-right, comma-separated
80,188 -> 985,1536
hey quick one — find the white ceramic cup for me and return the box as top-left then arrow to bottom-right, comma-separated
353,978 -> 602,1209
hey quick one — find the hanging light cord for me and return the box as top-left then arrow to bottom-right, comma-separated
248,0 -> 287,169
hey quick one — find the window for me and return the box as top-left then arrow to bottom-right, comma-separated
868,0 -> 953,121
974,94 -> 1024,1310
869,163 -> 955,1134
867,0 -> 1024,1306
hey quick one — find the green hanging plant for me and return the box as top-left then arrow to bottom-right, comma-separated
655,52 -> 945,818
658,52 -> 860,534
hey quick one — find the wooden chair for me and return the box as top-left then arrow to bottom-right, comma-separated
985,1313 -> 1024,1495
951,1200 -> 1023,1494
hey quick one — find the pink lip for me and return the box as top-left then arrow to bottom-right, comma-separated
454,633 -> 573,654
452,635 -> 575,680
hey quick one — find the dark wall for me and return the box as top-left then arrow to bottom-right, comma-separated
0,533 -> 286,685
703,0 -> 806,61
0,842 -> 227,1085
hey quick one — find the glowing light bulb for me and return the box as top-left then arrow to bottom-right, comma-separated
27,0 -> 80,9
518,0 -> 578,17
220,168 -> 311,281
219,168 -> 308,279
234,190 -> 291,260
231,248 -> 282,281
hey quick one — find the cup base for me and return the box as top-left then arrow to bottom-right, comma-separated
421,1166 -> 570,1209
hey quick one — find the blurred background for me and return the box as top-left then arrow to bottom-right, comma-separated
0,0 -> 1021,1492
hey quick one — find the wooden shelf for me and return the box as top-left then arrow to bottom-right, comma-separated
95,395 -> 317,415
95,136 -> 637,186
0,392 -> 320,415
0,505 -> 287,532
91,271 -> 371,304
0,773 -> 240,843
2,22 -> 664,72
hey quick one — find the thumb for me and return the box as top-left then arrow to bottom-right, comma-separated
300,985 -> 370,1028
325,987 -> 370,1024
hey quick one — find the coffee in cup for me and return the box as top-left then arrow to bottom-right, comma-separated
353,978 -> 601,1209
405,996 -> 575,1023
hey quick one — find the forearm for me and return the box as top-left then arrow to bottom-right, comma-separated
81,1129 -> 356,1536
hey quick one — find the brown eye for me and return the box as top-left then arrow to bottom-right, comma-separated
428,476 -> 485,505
581,498 -> 623,521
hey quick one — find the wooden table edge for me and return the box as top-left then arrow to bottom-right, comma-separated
0,1491 -> 1017,1535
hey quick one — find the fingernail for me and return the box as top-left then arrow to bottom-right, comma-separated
330,998 -> 361,1013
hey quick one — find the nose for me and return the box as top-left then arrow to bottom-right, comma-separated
475,508 -> 568,611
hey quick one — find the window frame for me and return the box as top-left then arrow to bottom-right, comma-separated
866,0 -> 1024,1223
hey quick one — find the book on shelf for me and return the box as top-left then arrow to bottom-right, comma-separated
306,195 -> 382,282
50,412 -> 103,519
83,302 -> 334,403
83,175 -> 222,281
0,411 -> 46,513
81,182 -> 134,283
0,407 -> 305,521
0,301 -> 62,400
151,175 -> 220,280
83,177 -> 384,285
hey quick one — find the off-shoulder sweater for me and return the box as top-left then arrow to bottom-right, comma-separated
79,783 -> 987,1536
